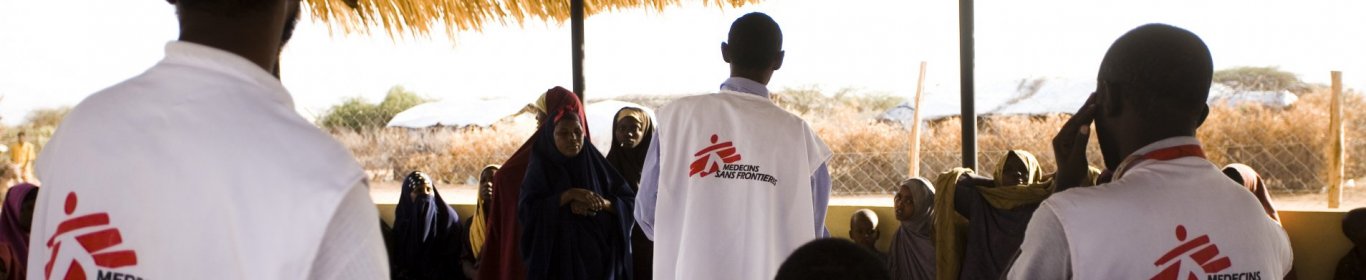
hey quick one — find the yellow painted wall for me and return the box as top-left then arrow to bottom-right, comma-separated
378,203 -> 1354,279
823,206 -> 1354,280
1280,210 -> 1351,280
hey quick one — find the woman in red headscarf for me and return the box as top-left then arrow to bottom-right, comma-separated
518,90 -> 635,279
478,87 -> 590,280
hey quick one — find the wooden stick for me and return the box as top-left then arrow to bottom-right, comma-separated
909,61 -> 928,178
1329,71 -> 1344,208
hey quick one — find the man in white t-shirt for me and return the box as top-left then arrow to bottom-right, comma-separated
1005,24 -> 1293,279
28,1 -> 388,279
634,12 -> 834,280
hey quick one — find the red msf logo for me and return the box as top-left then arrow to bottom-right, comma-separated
44,192 -> 139,280
1151,225 -> 1231,280
689,134 -> 742,177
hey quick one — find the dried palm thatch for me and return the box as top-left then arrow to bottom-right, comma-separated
305,0 -> 762,38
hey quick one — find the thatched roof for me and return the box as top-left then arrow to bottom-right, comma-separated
305,0 -> 761,38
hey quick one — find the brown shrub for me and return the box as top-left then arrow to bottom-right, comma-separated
333,87 -> 1359,195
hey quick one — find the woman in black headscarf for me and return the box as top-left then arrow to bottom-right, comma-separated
392,171 -> 467,280
605,107 -> 654,280
519,92 -> 636,280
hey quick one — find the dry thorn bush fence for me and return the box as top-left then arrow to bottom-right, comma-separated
330,87 -> 1362,199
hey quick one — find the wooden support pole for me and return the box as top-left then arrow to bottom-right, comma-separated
571,0 -> 586,98
1329,71 -> 1344,208
909,62 -> 928,178
958,0 -> 977,171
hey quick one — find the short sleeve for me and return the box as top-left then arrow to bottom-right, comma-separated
308,182 -> 390,279
1005,201 -> 1072,279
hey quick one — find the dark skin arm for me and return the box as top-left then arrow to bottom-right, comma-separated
954,174 -> 994,215
559,188 -> 613,216
963,174 -> 996,187
1053,94 -> 1098,193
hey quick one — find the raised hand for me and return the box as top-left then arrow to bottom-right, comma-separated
1053,93 -> 1098,192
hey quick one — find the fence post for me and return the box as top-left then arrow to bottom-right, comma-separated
1329,71 -> 1344,209
909,61 -> 928,178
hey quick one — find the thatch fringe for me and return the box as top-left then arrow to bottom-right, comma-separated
305,0 -> 761,39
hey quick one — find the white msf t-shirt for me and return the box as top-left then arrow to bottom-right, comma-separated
1007,137 -> 1292,279
29,42 -> 388,279
650,90 -> 832,280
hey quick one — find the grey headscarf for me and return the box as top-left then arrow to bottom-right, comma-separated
889,178 -> 936,280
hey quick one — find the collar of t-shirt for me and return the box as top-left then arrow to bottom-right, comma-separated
1113,136 -> 1202,176
162,41 -> 294,109
719,77 -> 770,98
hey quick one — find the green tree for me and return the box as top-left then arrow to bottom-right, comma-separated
1214,66 -> 1307,92
318,97 -> 382,132
318,86 -> 430,132
378,86 -> 426,116
24,107 -> 72,130
0,106 -> 72,152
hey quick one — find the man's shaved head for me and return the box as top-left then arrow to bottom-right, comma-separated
776,239 -> 890,280
1344,208 -> 1366,245
848,209 -> 880,250
852,209 -> 878,228
1092,24 -> 1214,168
1098,24 -> 1213,116
726,12 -> 783,70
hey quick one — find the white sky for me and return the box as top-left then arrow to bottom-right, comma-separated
1,0 -> 1363,125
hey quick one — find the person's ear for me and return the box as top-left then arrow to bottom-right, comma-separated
771,50 -> 785,71
1099,82 -> 1122,118
721,42 -> 732,64
1194,104 -> 1210,128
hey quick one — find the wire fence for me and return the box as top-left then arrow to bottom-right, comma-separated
327,87 -> 1363,209
813,86 -> 1360,199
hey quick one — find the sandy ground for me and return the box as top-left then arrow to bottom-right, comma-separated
369,181 -> 1366,211
1270,187 -> 1366,211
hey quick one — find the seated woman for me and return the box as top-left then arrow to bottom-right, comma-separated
889,178 -> 934,280
462,165 -> 498,278
519,93 -> 636,280
1221,164 -> 1281,222
392,171 -> 467,280
0,183 -> 37,280
932,150 -> 1050,280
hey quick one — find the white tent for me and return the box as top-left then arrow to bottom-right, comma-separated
878,78 -> 1301,127
1207,84 -> 1299,108
386,97 -> 532,128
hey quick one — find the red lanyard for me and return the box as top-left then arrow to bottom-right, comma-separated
1140,145 -> 1206,161
1114,145 -> 1206,180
